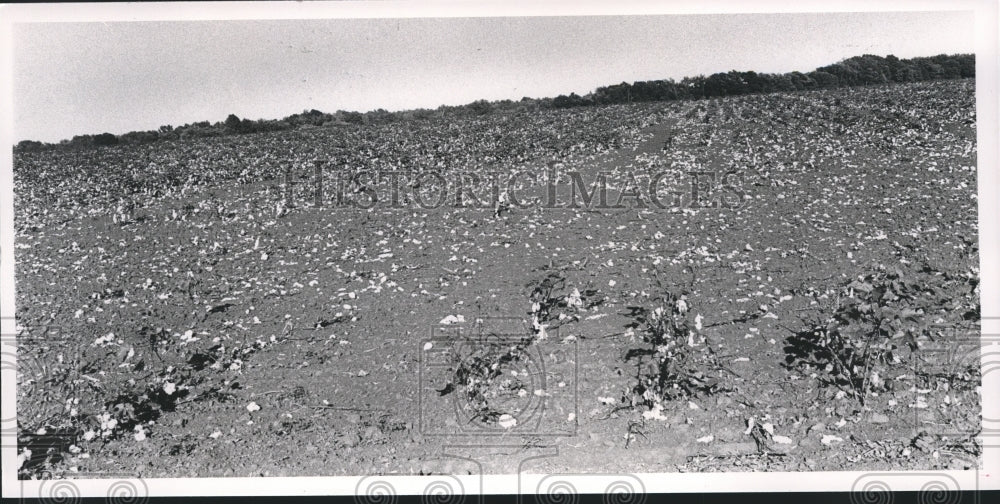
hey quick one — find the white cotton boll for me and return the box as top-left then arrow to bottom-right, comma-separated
566,288 -> 583,308
498,414 -> 517,429
676,298 -> 688,314
17,449 -> 32,469
536,325 -> 548,340
643,403 -> 669,421
870,371 -> 884,389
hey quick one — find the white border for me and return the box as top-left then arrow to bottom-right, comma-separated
0,0 -> 997,498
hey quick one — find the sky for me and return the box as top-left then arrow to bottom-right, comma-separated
10,10 -> 976,143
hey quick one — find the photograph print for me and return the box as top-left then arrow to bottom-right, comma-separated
2,0 -> 996,499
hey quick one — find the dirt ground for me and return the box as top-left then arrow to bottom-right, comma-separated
14,79 -> 981,478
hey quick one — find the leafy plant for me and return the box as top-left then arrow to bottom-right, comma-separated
440,333 -> 536,424
622,288 -> 723,408
525,267 -> 603,333
784,266 -> 943,403
527,270 -> 566,325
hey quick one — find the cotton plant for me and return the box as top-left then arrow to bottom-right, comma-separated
526,268 -> 602,338
622,287 -> 724,410
785,264 -> 966,405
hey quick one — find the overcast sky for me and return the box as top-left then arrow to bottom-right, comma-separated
10,10 -> 975,143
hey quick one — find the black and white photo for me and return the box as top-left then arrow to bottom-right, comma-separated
1,0 -> 997,500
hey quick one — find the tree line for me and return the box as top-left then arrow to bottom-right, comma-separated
14,53 -> 974,153
559,53 -> 974,108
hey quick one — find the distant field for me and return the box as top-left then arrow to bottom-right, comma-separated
14,79 -> 980,477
